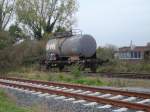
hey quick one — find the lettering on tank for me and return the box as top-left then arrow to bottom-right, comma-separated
46,43 -> 56,51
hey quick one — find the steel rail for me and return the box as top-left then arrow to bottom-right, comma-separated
0,77 -> 150,99
0,81 -> 150,111
98,72 -> 150,75
88,72 -> 150,79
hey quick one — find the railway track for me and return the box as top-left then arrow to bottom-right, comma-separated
83,72 -> 150,79
0,77 -> 150,112
45,69 -> 150,79
100,72 -> 150,79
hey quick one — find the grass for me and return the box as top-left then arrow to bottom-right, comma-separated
9,71 -> 107,86
97,61 -> 150,73
1,66 -> 108,87
1,65 -> 150,88
0,89 -> 33,112
1,66 -> 150,88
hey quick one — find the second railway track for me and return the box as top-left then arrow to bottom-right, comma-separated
85,72 -> 150,79
41,70 -> 150,79
0,77 -> 150,112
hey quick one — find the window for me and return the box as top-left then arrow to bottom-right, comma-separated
119,51 -> 142,59
134,52 -> 137,58
131,51 -> 134,58
127,52 -> 131,58
138,52 -> 142,59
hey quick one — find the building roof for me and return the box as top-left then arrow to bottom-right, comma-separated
119,45 -> 150,52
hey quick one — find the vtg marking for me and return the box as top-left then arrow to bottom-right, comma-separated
47,44 -> 56,50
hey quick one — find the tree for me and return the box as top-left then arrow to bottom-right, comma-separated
0,0 -> 15,31
16,0 -> 78,40
9,23 -> 26,41
0,31 -> 13,50
97,44 -> 118,60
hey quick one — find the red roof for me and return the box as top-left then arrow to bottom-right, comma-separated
119,46 -> 150,52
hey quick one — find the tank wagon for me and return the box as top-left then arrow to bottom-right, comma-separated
40,30 -> 106,72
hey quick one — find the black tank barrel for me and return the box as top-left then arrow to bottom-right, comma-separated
46,34 -> 97,57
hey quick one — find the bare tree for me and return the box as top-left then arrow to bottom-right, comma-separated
16,0 -> 78,40
0,0 -> 15,31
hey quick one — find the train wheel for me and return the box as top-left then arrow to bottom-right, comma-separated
39,64 -> 48,71
79,65 -> 85,71
59,65 -> 64,71
90,64 -> 97,73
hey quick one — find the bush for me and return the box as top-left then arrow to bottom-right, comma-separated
141,63 -> 150,72
0,31 -> 14,50
71,65 -> 82,78
98,60 -> 150,73
0,40 -> 46,72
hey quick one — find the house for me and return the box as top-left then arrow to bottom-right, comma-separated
115,43 -> 150,61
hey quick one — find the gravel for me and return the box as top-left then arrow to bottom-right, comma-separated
0,86 -> 105,112
1,85 -> 149,112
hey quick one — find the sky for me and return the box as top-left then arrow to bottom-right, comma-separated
76,0 -> 150,47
